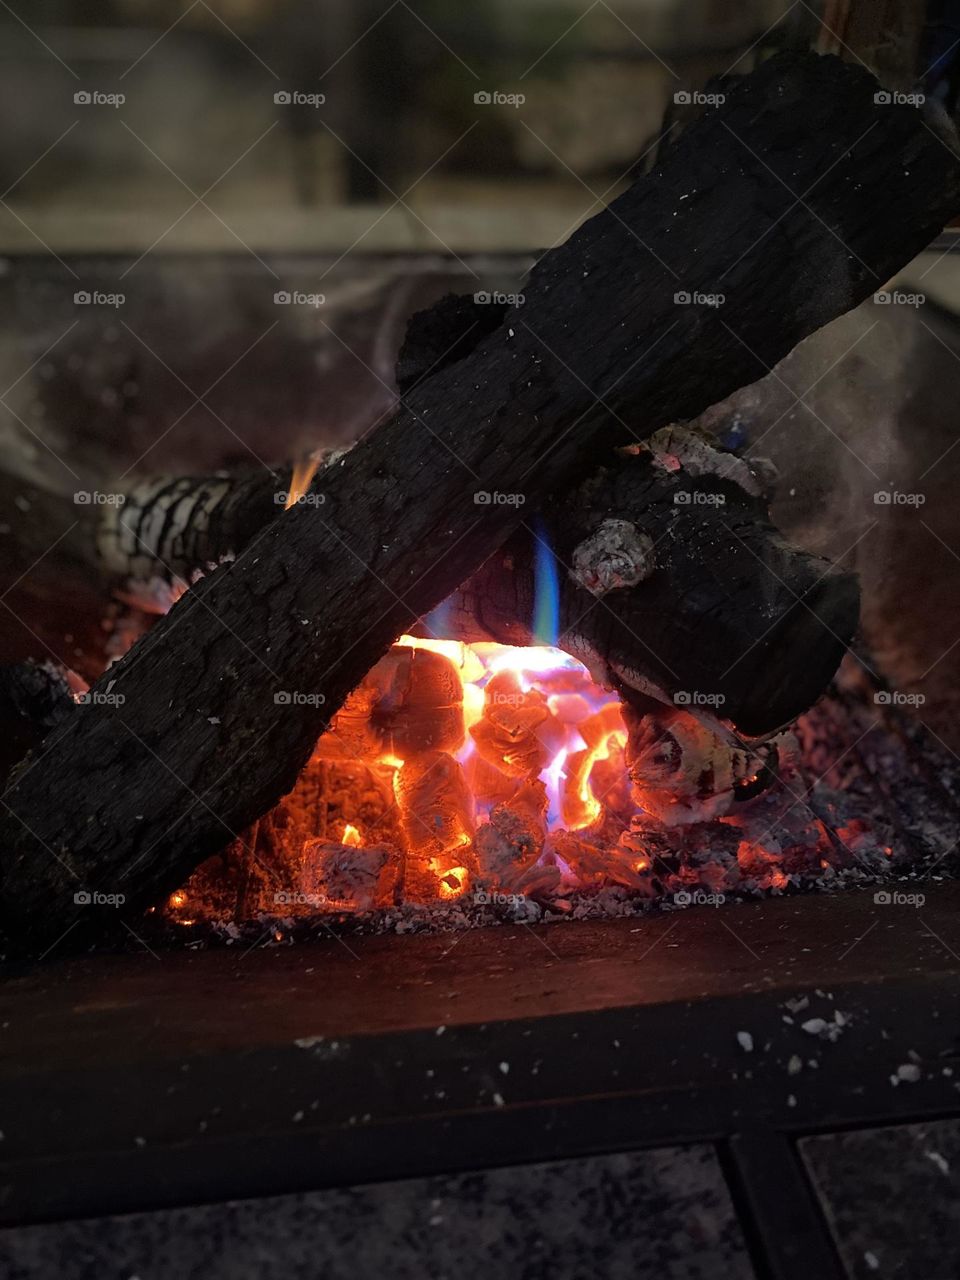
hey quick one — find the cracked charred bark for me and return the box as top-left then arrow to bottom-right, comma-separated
2,52 -> 958,951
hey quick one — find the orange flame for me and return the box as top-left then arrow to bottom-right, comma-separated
285,455 -> 322,510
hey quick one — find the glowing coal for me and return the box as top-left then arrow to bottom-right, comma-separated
164,633 -> 886,928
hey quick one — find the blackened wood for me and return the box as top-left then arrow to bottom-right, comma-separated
426,452 -> 859,737
2,52 -> 959,952
51,446 -> 858,737
0,662 -> 75,791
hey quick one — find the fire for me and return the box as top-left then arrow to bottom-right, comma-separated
166,633 -> 830,924
284,454 -> 323,510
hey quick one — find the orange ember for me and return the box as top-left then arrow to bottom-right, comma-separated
165,633 -> 825,924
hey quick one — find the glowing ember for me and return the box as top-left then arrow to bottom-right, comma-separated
166,635 -> 891,926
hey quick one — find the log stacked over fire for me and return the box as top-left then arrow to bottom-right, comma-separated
2,51 -> 960,952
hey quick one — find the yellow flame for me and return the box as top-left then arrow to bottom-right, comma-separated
285,455 -> 322,510
395,634 -> 485,683
341,823 -> 361,847
438,865 -> 469,898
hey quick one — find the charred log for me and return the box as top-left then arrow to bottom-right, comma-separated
427,448 -> 859,737
2,52 -> 958,952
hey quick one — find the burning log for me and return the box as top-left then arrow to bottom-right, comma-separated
0,662 -> 77,789
2,52 -> 959,952
432,443 -> 859,736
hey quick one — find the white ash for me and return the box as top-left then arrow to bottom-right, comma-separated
736,1031 -> 754,1053
570,519 -> 655,597
926,1151 -> 950,1176
800,1011 -> 850,1042
894,1063 -> 922,1084
647,424 -> 766,496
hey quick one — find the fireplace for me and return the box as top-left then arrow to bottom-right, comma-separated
4,23 -> 960,1275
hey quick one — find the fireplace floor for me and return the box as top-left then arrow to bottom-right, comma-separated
1,884 -> 959,1277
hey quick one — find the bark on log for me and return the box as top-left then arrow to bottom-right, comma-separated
98,448 -> 855,739
29,444 -> 856,739
2,52 -> 958,952
416,449 -> 859,737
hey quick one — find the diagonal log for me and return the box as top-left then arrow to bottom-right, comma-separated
2,52 -> 959,952
85,446 -> 859,739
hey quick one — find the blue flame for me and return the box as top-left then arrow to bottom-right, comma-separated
423,595 -> 454,638
532,520 -> 560,647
